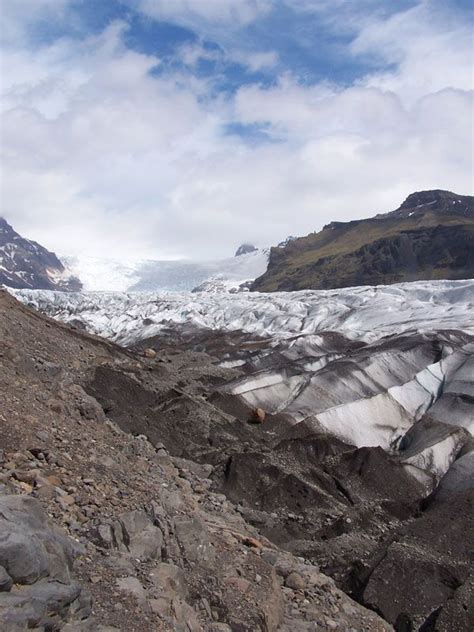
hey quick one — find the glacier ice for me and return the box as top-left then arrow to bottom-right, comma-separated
62,249 -> 269,293
10,278 -> 474,486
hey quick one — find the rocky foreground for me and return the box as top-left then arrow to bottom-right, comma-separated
0,289 -> 395,631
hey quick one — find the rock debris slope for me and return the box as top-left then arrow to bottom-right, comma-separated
0,290 -> 392,631
9,279 -> 474,630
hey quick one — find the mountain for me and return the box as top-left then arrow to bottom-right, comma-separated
63,246 -> 269,293
9,279 -> 474,630
235,243 -> 257,256
0,217 -> 82,291
0,218 -> 268,294
252,190 -> 474,292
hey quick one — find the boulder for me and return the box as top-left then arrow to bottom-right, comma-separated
0,567 -> 12,592
96,510 -> 163,561
0,495 -> 76,585
285,571 -> 306,591
249,407 -> 266,424
0,495 -> 91,629
116,577 -> 147,603
174,516 -> 215,565
149,562 -> 188,599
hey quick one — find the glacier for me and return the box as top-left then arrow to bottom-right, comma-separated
10,278 -> 474,489
62,248 -> 269,293
12,278 -> 474,345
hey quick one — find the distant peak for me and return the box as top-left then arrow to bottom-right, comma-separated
399,190 -> 457,209
384,189 -> 473,219
0,217 -> 13,231
277,236 -> 297,247
235,243 -> 257,257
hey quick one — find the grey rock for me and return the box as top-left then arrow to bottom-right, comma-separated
96,523 -> 115,549
174,516 -> 215,565
0,495 -> 91,629
0,495 -> 75,584
0,579 -> 88,629
116,576 -> 147,603
117,510 -> 163,561
0,566 -> 12,592
153,596 -> 202,632
149,562 -> 188,599
97,510 -> 163,561
285,572 -> 306,591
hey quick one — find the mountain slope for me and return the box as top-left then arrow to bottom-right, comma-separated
0,218 -> 81,291
252,190 -> 474,292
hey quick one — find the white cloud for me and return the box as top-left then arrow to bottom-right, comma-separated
133,0 -> 273,27
0,2 -> 472,260
233,50 -> 279,71
0,0 -> 73,46
178,41 -> 278,73
178,42 -> 221,67
352,1 -> 474,105
139,1 -> 279,74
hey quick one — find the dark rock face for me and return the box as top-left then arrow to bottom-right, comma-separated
0,217 -> 82,291
252,190 -> 474,291
235,243 -> 257,257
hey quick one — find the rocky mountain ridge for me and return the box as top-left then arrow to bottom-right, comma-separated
252,190 -> 474,292
0,218 -> 81,292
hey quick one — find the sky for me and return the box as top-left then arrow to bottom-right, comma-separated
0,0 -> 473,260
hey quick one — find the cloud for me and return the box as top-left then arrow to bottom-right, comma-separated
352,1 -> 474,104
178,41 -> 278,73
134,0 -> 279,75
233,50 -> 279,71
133,0 -> 273,27
0,1 -> 472,260
0,0 -> 74,46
